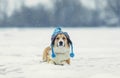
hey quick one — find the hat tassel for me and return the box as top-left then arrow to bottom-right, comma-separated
51,45 -> 56,58
70,43 -> 75,58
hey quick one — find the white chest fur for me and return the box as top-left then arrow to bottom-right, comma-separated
50,47 -> 70,64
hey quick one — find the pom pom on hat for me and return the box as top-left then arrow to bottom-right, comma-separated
51,27 -> 62,41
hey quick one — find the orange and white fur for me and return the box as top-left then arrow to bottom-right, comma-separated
42,33 -> 71,65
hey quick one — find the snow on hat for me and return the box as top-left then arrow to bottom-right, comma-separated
51,27 -> 75,58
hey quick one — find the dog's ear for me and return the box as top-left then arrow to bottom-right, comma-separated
67,38 -> 71,47
63,32 -> 71,47
51,37 -> 56,46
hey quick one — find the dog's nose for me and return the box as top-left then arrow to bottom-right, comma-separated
59,41 -> 63,46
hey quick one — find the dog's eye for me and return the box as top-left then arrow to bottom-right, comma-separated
56,37 -> 59,40
63,37 -> 66,40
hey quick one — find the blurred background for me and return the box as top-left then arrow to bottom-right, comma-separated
0,1 -> 120,77
0,0 -> 120,27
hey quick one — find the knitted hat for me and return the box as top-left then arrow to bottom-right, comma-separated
51,27 -> 75,58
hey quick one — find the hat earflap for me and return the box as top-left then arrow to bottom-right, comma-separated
51,44 -> 56,58
68,39 -> 75,58
70,43 -> 75,58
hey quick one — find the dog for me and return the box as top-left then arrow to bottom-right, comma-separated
42,27 -> 74,65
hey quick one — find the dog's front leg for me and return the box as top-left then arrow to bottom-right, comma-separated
42,46 -> 51,62
66,58 -> 70,64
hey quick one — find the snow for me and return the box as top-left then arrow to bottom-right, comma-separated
0,28 -> 120,78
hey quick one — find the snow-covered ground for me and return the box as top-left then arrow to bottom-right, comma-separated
0,28 -> 120,78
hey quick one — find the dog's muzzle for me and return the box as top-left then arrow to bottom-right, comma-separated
58,41 -> 65,47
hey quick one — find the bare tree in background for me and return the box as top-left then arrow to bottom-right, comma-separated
0,0 -> 8,25
107,0 -> 120,25
14,0 -> 25,10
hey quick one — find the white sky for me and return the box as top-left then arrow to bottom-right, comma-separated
7,0 -> 53,16
25,0 -> 53,8
25,0 -> 96,9
81,0 -> 96,9
7,0 -> 96,16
